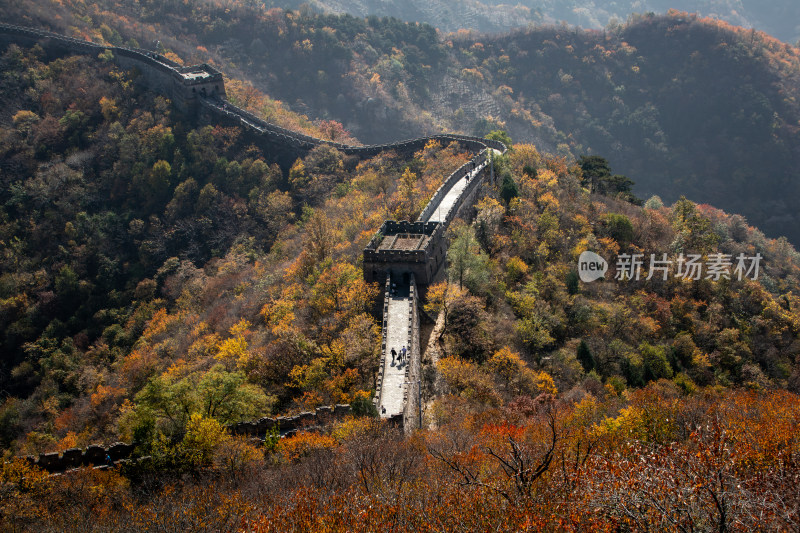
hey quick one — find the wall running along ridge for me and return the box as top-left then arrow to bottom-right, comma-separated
0,22 -> 506,460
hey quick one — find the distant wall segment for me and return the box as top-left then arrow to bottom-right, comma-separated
20,404 -> 361,473
0,22 -> 504,175
0,22 -> 225,114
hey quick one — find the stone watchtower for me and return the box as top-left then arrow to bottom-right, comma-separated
363,220 -> 446,286
177,64 -> 226,102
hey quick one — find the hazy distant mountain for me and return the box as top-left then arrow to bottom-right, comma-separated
283,0 -> 800,43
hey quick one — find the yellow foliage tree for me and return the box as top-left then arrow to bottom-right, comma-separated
277,432 -> 337,464
438,356 -> 501,405
215,319 -> 253,370
180,413 -> 229,467
487,347 -> 558,396
99,96 -> 119,121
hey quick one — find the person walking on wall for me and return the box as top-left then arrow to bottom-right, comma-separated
391,347 -> 397,365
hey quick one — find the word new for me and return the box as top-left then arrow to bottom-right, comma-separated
578,251 -> 609,282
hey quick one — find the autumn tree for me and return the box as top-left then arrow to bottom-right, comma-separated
671,196 -> 720,253
423,281 -> 467,330
130,364 -> 275,440
487,347 -> 558,396
576,340 -> 595,373
396,167 -> 419,221
447,223 -> 491,294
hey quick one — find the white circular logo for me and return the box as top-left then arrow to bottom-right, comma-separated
578,251 -> 608,282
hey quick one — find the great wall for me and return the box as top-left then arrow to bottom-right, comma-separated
21,404 -> 358,474
0,22 -> 506,472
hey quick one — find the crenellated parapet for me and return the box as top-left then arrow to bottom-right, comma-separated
418,150 -> 490,224
227,403 -> 355,437
402,274 -> 422,430
200,96 -> 503,169
16,404 -> 361,473
21,442 -> 136,474
363,220 -> 447,285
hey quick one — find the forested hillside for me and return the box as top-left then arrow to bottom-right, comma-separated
4,1 -> 799,245
0,43 -> 477,451
0,41 -> 799,527
289,0 -> 800,44
1,3 -> 800,531
463,15 -> 800,245
1,35 -> 799,450
0,46 -> 296,446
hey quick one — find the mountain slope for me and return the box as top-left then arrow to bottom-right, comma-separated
466,14 -> 800,244
0,2 -> 799,456
1,5 -> 800,530
95,5 -> 800,244
3,3 -> 800,245
0,45 -> 799,529
289,0 -> 800,43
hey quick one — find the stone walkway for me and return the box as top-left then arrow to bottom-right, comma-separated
377,158 -> 488,418
379,293 -> 412,418
424,160 -> 487,223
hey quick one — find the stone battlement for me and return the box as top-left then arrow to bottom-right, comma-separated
363,220 -> 447,285
17,404 -> 361,473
